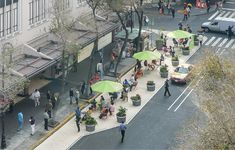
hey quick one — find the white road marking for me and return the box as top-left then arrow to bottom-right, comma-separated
205,36 -> 216,46
216,48 -> 222,54
228,12 -> 235,18
225,39 -> 235,48
219,49 -> 227,55
217,11 -> 226,17
222,11 -> 231,18
225,1 -> 235,5
222,8 -> 235,11
218,38 -> 228,47
211,37 -> 222,47
174,89 -> 194,112
167,84 -> 192,110
232,44 -> 235,49
208,11 -> 219,20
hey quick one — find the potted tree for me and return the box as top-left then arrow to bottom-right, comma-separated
182,46 -> 190,55
116,106 -> 127,123
171,55 -> 179,66
159,65 -> 168,78
85,115 -> 97,132
130,94 -> 141,106
146,81 -> 155,91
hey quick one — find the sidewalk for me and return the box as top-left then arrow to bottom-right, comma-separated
177,5 -> 217,16
2,42 -> 117,150
34,30 -> 208,150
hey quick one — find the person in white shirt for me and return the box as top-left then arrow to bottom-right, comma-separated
198,34 -> 203,47
34,89 -> 40,107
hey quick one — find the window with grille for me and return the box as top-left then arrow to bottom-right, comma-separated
0,0 -> 19,38
29,0 -> 46,25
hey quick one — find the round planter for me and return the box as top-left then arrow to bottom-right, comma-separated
171,60 -> 179,66
116,115 -> 126,123
182,49 -> 190,55
147,84 -> 155,91
86,124 -> 95,132
160,71 -> 168,78
132,99 -> 141,106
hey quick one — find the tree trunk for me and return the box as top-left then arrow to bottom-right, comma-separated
114,12 -> 129,77
135,0 -> 144,52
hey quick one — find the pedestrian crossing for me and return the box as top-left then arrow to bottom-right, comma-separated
208,10 -> 235,21
203,36 -> 235,49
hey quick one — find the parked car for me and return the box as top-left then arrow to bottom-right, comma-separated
170,64 -> 193,84
201,17 -> 235,33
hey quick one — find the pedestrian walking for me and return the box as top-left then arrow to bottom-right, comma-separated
164,79 -> 171,96
74,89 -> 80,105
186,6 -> 191,18
109,52 -> 116,70
183,9 -> 188,21
81,81 -> 85,95
29,116 -> 35,135
46,90 -> 51,101
44,110 -> 49,131
97,60 -> 104,80
17,112 -> 24,131
227,26 -> 234,40
109,102 -> 115,115
171,7 -> 175,18
160,54 -> 164,66
206,2 -> 210,13
119,121 -> 127,143
69,88 -> 74,104
198,34 -> 203,47
45,101 -> 53,118
51,92 -> 57,109
33,89 -> 40,107
75,107 -> 81,132
143,15 -> 149,27
167,3 -> 171,15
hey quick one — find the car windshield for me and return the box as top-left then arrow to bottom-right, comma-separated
178,67 -> 188,74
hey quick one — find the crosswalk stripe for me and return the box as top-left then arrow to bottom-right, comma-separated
232,44 -> 235,49
225,39 -> 235,48
211,37 -> 222,47
217,11 -> 226,18
222,12 -> 231,18
208,11 -> 219,20
228,12 -> 235,18
205,36 -> 216,46
218,38 -> 228,47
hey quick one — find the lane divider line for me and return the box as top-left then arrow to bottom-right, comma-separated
167,83 -> 191,110
174,89 -> 194,112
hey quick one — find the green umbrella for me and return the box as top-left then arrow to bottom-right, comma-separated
167,30 -> 192,39
91,80 -> 123,93
133,51 -> 161,61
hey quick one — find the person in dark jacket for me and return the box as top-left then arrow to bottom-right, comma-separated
164,79 -> 171,96
29,116 -> 35,135
69,88 -> 74,104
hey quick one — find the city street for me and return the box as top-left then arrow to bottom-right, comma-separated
1,1 -> 235,149
70,5 -> 235,150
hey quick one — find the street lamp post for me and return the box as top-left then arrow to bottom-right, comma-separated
1,106 -> 6,149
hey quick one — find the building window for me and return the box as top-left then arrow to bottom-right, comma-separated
0,0 -> 19,38
29,0 -> 46,25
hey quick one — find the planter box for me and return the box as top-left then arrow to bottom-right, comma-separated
194,40 -> 199,46
172,60 -> 179,66
182,49 -> 190,55
132,100 -> 141,106
160,71 -> 168,78
147,84 -> 155,91
86,124 -> 95,132
116,115 -> 126,123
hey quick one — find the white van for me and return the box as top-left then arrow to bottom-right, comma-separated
201,17 -> 235,33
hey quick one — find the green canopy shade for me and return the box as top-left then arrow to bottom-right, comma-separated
167,30 -> 192,39
91,80 -> 123,93
133,51 -> 161,61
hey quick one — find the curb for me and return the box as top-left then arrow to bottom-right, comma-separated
30,60 -> 137,150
